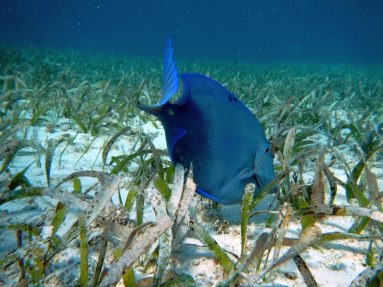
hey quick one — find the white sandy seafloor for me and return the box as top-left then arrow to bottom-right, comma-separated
1,109 -> 382,287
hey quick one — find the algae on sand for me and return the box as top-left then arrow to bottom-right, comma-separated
0,46 -> 383,286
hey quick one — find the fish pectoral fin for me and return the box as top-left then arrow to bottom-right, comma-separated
238,167 -> 261,190
238,167 -> 256,180
166,126 -> 186,162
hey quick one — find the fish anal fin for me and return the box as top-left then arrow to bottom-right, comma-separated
196,187 -> 223,203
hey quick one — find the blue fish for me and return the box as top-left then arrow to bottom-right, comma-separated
138,38 -> 275,204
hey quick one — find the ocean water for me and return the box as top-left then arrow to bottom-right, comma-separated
1,0 -> 383,64
1,1 -> 383,287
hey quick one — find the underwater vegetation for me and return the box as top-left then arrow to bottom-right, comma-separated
0,45 -> 382,286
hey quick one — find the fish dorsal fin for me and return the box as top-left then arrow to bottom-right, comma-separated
176,73 -> 240,105
157,37 -> 179,106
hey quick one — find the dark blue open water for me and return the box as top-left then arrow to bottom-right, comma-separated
1,0 -> 383,64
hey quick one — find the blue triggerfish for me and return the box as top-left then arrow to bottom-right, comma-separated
138,38 -> 275,204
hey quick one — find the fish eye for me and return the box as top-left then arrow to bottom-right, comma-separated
264,146 -> 270,154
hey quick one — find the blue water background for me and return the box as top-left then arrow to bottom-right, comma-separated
0,0 -> 382,64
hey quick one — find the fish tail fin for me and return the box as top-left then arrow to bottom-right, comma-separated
137,37 -> 178,114
159,36 -> 179,105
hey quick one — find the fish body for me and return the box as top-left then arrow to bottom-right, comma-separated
138,38 -> 275,204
